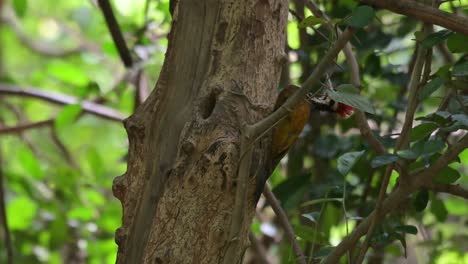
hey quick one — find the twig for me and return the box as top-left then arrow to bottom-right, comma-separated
303,0 -> 387,156
357,0 -> 468,35
355,165 -> 394,263
50,127 -> 80,169
356,24 -> 430,263
395,30 -> 428,151
0,84 -> 125,121
224,26 -> 355,264
422,182 -> 468,200
248,232 -> 270,264
248,27 -> 355,138
0,119 -> 53,134
0,134 -> 13,264
415,134 -> 468,184
0,8 -> 84,57
323,134 -> 468,264
263,185 -> 306,264
97,0 -> 133,68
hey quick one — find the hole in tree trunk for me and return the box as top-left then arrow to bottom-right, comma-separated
200,91 -> 217,119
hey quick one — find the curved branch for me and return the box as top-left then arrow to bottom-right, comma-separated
303,0 -> 387,156
97,0 -> 133,68
323,134 -> 468,264
357,0 -> 468,35
0,119 -> 53,134
263,185 -> 306,264
0,84 -> 126,121
1,8 -> 84,57
422,182 -> 468,200
248,27 -> 355,138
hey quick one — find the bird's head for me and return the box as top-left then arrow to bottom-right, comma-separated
306,93 -> 354,118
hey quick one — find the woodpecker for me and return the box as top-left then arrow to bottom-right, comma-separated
254,85 -> 354,202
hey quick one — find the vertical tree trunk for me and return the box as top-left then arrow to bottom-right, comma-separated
113,0 -> 289,263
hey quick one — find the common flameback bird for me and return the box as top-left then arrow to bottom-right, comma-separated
254,85 -> 354,201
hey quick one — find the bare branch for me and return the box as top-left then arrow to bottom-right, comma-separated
415,134 -> 468,184
422,182 -> 468,200
1,8 -> 85,57
248,27 -> 355,138
248,233 -> 270,264
263,185 -> 307,264
303,0 -> 387,156
323,185 -> 415,264
0,119 -> 53,134
0,135 -> 13,264
0,84 -> 126,121
357,0 -> 468,35
97,0 -> 133,68
324,135 -> 468,263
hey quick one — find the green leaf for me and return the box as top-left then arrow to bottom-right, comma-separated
7,196 -> 38,230
421,30 -> 454,48
336,84 -> 360,94
337,150 -> 365,175
416,111 -> 452,126
434,166 -> 461,184
395,225 -> 418,235
313,247 -> 335,259
17,146 -> 43,179
327,90 -> 375,114
422,139 -> 446,155
430,198 -> 448,222
13,0 -> 28,17
391,232 -> 407,258
47,61 -> 89,87
452,114 -> 468,128
68,206 -> 94,221
55,104 -> 82,132
397,149 -> 418,160
452,61 -> 468,77
293,224 -> 327,243
371,154 -> 399,168
435,65 -> 451,79
413,189 -> 429,212
299,16 -> 326,28
302,212 -> 321,223
345,5 -> 375,28
418,77 -> 445,101
447,33 -> 468,53
410,123 -> 438,141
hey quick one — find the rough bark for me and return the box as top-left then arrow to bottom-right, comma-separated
113,0 -> 289,263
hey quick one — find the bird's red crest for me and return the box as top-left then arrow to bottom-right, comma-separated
336,103 -> 354,118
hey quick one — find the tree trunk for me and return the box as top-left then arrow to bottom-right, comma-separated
113,0 -> 289,263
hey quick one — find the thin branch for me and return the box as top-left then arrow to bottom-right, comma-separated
395,31 -> 428,151
248,27 -> 355,138
0,119 -> 53,134
357,0 -> 468,35
0,135 -> 13,264
415,134 -> 468,184
323,135 -> 468,264
263,185 -> 307,264
323,185 -> 414,264
422,182 -> 468,200
50,127 -> 79,169
303,0 -> 386,156
356,24 -> 430,263
0,84 -> 125,121
355,165 -> 394,263
248,233 -> 270,264
97,0 -> 133,68
1,8 -> 85,57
